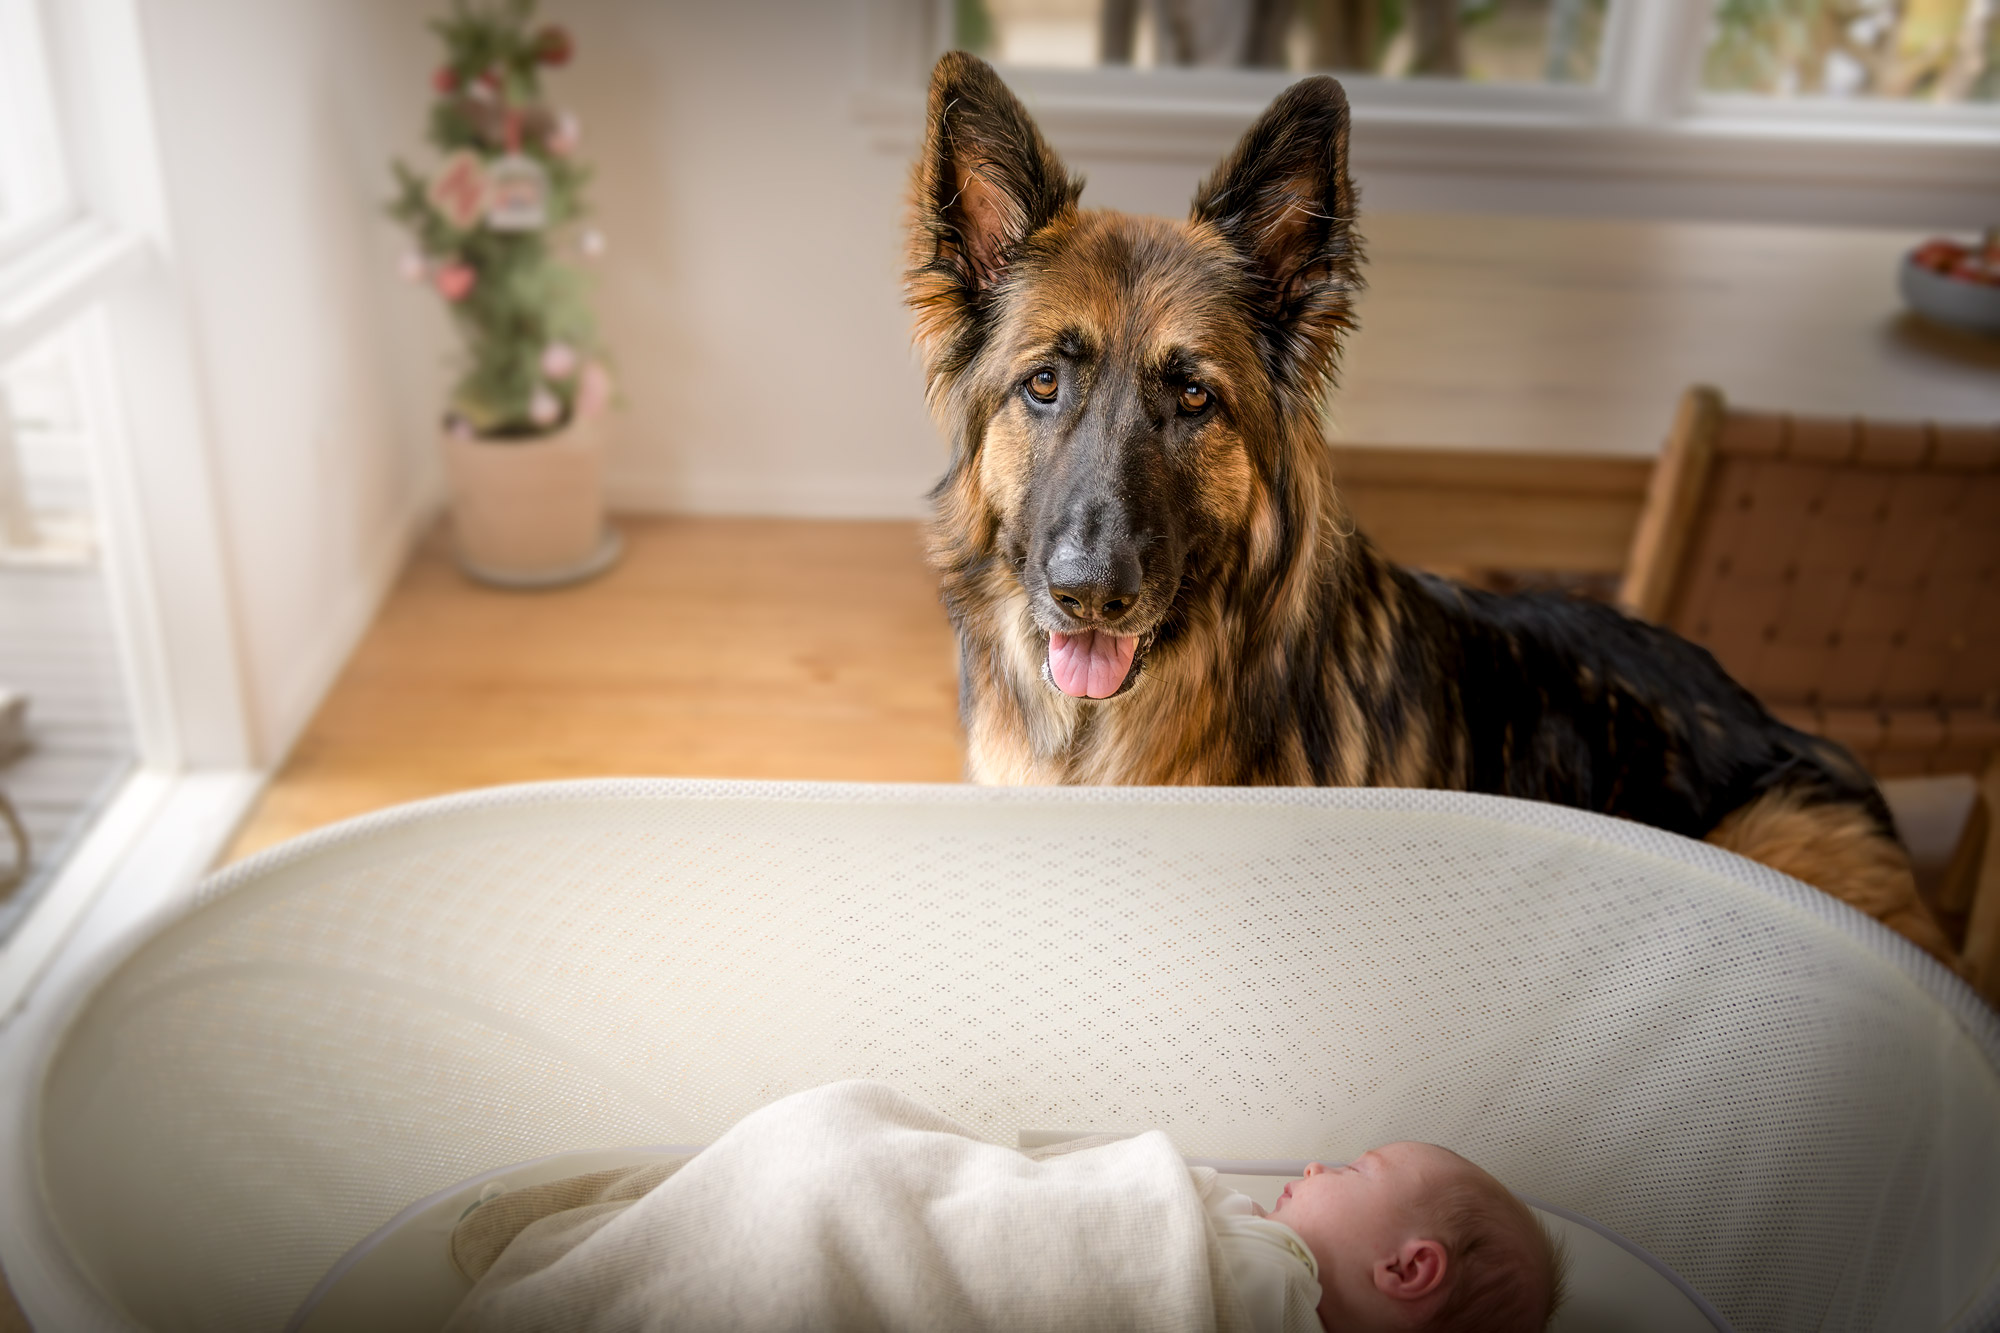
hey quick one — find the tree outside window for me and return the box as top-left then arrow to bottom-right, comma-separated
1705,0 -> 1998,101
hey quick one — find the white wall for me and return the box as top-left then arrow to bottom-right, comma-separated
557,0 -> 942,516
134,0 -> 444,766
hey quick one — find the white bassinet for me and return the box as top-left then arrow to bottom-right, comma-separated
1,782 -> 1996,1333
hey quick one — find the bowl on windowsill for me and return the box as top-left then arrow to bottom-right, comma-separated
1900,230 -> 2000,337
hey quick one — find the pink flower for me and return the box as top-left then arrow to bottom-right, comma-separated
577,362 -> 612,419
545,110 -> 581,157
529,386 -> 561,427
539,342 -> 579,380
434,263 -> 476,302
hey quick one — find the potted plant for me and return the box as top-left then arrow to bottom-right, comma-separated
388,0 -> 618,587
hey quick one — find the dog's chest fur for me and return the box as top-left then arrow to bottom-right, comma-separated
954,561 -> 1428,790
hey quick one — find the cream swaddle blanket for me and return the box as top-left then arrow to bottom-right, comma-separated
445,1080 -> 1302,1332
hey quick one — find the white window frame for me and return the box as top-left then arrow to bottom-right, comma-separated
0,0 -> 259,1019
856,0 -> 2000,227
0,0 -> 76,267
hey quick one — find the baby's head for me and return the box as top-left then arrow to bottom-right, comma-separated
1265,1142 -> 1563,1333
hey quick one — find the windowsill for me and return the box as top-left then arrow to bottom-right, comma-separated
0,221 -> 148,367
851,69 -> 2000,224
0,765 -> 261,1024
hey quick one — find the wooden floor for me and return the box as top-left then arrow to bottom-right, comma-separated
226,516 -> 966,861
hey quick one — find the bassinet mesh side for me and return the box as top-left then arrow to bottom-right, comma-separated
18,782 -> 2000,1333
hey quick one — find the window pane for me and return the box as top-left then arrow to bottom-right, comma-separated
961,0 -> 1614,85
0,323 -> 137,944
1702,0 -> 1999,101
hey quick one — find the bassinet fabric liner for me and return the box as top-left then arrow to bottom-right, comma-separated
3,781 -> 1996,1332
291,1145 -> 1730,1333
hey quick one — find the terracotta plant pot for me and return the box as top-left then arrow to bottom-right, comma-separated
440,414 -> 622,588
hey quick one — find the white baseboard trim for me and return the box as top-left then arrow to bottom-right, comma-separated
0,765 -> 262,1024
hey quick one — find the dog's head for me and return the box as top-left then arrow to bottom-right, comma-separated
908,52 -> 1359,701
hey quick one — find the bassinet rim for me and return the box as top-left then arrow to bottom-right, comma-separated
3,778 -> 1997,1333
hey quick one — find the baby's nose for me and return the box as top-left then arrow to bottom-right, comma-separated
1302,1162 -> 1327,1177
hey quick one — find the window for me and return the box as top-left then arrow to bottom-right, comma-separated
965,0 -> 1614,85
942,0 -> 2000,126
0,0 -> 253,1014
0,321 -> 138,944
862,0 -> 1999,227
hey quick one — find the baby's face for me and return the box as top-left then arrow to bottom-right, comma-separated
1266,1142 -> 1468,1319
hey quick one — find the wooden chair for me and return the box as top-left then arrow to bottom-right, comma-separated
1621,386 -> 2000,1002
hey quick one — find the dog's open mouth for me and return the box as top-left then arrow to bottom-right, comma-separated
1046,629 -> 1141,700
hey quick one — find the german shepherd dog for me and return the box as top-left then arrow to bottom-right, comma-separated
905,52 -> 1956,965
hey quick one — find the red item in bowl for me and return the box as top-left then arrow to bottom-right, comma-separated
1913,239 -> 1965,273
1912,232 -> 2000,284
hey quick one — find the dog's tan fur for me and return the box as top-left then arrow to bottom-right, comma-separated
1708,790 -> 1954,962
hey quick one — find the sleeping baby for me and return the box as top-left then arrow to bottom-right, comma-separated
1211,1141 -> 1563,1332
445,1081 -> 1564,1333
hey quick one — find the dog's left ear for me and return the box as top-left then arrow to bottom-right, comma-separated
1191,76 -> 1361,390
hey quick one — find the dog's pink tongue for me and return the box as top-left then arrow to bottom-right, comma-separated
1048,630 -> 1138,699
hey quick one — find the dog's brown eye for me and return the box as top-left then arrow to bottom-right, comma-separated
1027,369 -> 1058,402
1180,383 -> 1210,413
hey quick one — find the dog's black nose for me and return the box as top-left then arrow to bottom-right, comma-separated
1046,544 -> 1142,624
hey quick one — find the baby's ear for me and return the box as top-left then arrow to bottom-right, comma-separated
1375,1238 -> 1447,1301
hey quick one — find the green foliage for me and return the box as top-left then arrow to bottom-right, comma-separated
1705,0 -> 1808,93
1704,0 -> 1999,100
955,0 -> 994,55
1378,0 -> 1405,61
386,0 -> 601,438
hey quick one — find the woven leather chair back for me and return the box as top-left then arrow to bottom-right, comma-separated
1622,387 -> 2000,779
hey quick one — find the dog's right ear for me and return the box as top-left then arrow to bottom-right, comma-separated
907,53 -> 1079,360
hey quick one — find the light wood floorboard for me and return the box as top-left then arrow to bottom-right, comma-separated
225,515 -> 966,862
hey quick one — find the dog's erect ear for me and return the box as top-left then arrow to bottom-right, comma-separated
908,53 -> 1080,359
1190,76 -> 1361,390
